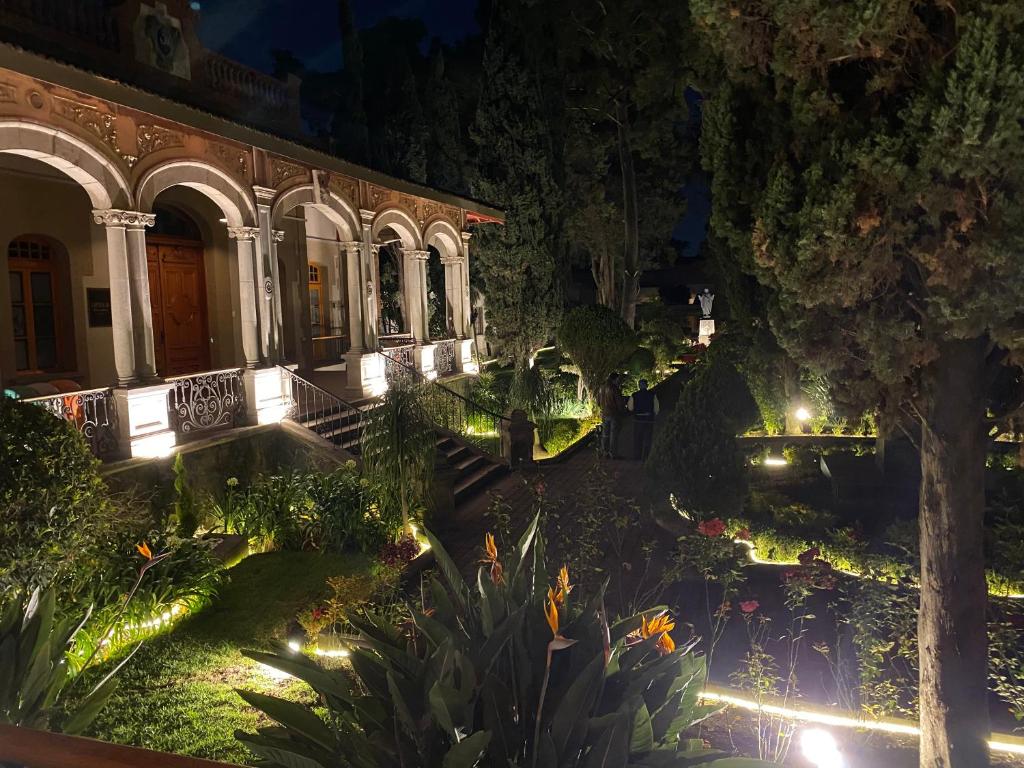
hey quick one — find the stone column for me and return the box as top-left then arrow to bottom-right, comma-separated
341,241 -> 365,352
92,209 -> 141,386
460,231 -> 473,339
329,243 -> 346,339
270,229 -> 286,362
405,249 -> 431,343
359,210 -> 379,350
227,226 -> 262,369
253,187 -> 277,364
122,212 -> 159,380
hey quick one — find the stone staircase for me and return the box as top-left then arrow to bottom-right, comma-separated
436,434 -> 507,505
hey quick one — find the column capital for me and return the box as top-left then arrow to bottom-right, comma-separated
93,209 -> 156,228
253,185 -> 276,203
271,229 -> 286,242
405,249 -> 431,262
227,226 -> 261,241
461,230 -> 473,244
340,240 -> 362,253
359,208 -> 376,225
440,254 -> 465,266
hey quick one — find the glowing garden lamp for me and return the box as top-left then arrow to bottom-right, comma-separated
800,728 -> 844,768
795,406 -> 812,423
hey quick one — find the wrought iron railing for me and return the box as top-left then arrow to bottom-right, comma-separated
282,368 -> 364,451
434,338 -> 456,376
378,347 -> 507,458
23,386 -> 118,458
382,343 -> 415,385
312,334 -> 347,365
167,368 -> 246,438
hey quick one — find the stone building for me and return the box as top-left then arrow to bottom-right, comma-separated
0,0 -> 502,459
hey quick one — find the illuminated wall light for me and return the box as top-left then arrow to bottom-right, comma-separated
801,728 -> 844,768
131,430 -> 176,459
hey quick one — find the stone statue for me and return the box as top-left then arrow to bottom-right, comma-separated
698,288 -> 715,318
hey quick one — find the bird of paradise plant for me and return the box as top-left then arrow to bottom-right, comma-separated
237,513 -> 776,767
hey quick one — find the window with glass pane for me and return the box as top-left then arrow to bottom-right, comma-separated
8,237 -> 63,372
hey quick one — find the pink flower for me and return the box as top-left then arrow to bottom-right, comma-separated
739,600 -> 760,614
697,518 -> 726,538
735,527 -> 751,541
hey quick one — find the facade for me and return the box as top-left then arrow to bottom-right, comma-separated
0,13 -> 502,460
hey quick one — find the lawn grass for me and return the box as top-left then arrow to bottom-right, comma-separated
86,550 -> 375,764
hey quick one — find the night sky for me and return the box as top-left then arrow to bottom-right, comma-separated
195,0 -> 479,74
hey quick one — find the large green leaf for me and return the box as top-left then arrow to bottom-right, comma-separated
583,711 -> 631,768
551,651 -> 605,759
62,673 -> 118,736
236,733 -> 330,768
442,730 -> 491,768
236,690 -> 337,751
424,527 -> 470,614
629,702 -> 654,755
242,649 -> 353,703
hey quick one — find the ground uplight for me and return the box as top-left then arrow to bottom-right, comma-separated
800,728 -> 843,768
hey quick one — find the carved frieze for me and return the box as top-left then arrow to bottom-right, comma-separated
270,156 -> 306,188
51,95 -> 137,167
328,173 -> 360,206
209,141 -> 249,183
227,226 -> 260,240
137,124 -> 185,157
92,209 -> 156,227
0,82 -> 16,103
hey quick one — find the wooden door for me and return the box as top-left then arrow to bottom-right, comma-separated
146,237 -> 210,376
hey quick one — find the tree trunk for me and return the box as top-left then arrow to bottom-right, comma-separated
782,358 -> 801,435
617,101 -> 640,329
918,337 -> 989,768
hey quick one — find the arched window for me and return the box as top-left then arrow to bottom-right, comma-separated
8,235 -> 73,373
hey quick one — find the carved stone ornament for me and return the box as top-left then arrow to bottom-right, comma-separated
0,82 -> 16,103
209,141 -> 249,182
137,124 -> 185,157
227,226 -> 260,240
92,209 -> 156,227
270,157 -> 306,188
367,281 -> 374,298
253,185 -> 276,202
406,249 -> 431,262
52,96 -> 137,167
329,174 -> 360,206
271,229 -> 286,242
440,253 -> 465,266
263,277 -> 274,296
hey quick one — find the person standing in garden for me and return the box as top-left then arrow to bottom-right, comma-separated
628,379 -> 659,460
597,373 -> 624,458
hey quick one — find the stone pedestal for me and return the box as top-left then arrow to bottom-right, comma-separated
455,339 -> 477,374
112,382 -> 175,459
698,318 -> 716,346
345,351 -> 387,398
243,367 -> 291,426
415,343 -> 437,380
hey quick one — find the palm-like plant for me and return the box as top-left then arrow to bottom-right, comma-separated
360,381 -> 436,534
236,515 -> 774,767
0,588 -> 128,734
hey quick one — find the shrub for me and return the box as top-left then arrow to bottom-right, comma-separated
237,517 -> 774,767
210,463 -> 389,555
557,304 -> 637,394
625,346 -> 657,377
647,344 -> 758,513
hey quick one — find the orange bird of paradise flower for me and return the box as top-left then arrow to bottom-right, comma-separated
136,542 -> 153,560
555,565 -> 573,605
544,588 -> 560,636
480,532 -> 505,586
640,612 -> 677,656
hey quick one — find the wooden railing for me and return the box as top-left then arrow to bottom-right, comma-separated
312,334 -> 347,365
0,724 -> 240,768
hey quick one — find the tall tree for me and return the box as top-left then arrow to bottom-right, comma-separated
696,2 -> 1024,764
471,1 -> 562,386
423,44 -> 467,192
333,0 -> 369,162
565,0 -> 692,327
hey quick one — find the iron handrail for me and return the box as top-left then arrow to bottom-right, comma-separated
377,346 -> 508,422
281,367 -> 365,449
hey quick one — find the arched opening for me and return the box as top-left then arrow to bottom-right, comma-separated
425,244 -> 450,339
376,234 -> 406,338
0,151 -> 112,388
146,202 -> 210,376
276,203 -> 349,369
7,234 -> 76,375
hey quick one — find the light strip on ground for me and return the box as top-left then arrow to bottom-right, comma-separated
699,686 -> 1024,757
